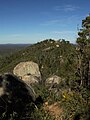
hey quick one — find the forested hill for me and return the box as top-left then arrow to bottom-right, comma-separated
0,44 -> 30,56
0,39 -> 77,80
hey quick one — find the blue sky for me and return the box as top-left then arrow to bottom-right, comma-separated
0,0 -> 90,44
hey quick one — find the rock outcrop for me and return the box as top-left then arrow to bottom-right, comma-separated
13,61 -> 41,85
46,75 -> 61,88
46,75 -> 62,98
22,75 -> 39,86
46,75 -> 61,85
0,73 -> 43,119
0,73 -> 36,118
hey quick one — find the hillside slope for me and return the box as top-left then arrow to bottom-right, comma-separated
0,39 -> 90,120
0,39 -> 77,80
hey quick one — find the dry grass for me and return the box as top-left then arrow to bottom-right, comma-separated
44,102 -> 63,120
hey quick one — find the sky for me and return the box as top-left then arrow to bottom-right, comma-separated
0,0 -> 90,44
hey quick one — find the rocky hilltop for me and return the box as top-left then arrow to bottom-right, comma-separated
0,39 -> 76,81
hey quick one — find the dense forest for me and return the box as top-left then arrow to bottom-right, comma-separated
0,15 -> 90,120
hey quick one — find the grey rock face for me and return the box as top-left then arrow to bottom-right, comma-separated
0,73 -> 36,101
0,73 -> 36,116
0,73 -> 43,119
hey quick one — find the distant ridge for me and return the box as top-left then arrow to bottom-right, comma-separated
0,44 -> 32,56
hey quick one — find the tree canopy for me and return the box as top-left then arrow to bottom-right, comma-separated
76,14 -> 90,87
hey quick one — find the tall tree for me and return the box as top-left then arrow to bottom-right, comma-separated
76,14 -> 90,87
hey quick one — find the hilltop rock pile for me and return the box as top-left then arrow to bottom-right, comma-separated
13,61 -> 62,90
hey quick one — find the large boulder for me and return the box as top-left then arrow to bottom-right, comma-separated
13,61 -> 41,84
0,73 -> 43,119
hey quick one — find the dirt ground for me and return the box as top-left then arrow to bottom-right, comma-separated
44,102 -> 63,120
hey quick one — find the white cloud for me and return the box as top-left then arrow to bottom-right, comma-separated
54,5 -> 79,12
52,30 -> 76,34
40,19 -> 62,26
40,14 -> 81,27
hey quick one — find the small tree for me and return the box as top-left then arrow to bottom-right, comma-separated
76,14 -> 90,87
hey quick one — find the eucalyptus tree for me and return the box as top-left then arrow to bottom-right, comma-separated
76,14 -> 90,87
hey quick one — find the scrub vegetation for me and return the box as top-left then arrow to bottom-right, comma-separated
0,14 -> 90,120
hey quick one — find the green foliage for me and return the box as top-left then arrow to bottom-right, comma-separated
60,88 -> 90,120
0,15 -> 90,120
76,14 -> 90,87
1,105 -> 55,120
0,39 -> 76,81
29,107 -> 55,120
